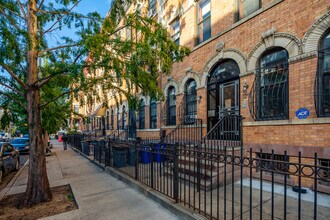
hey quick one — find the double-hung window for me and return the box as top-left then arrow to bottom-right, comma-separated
185,80 -> 197,123
150,98 -> 157,129
197,0 -> 211,44
111,109 -> 114,129
168,87 -> 176,125
74,105 -> 79,114
117,108 -> 120,129
236,0 -> 261,21
122,106 -> 127,129
171,19 -> 180,45
139,100 -> 145,129
149,0 -> 156,15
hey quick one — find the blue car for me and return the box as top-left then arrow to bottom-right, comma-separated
0,142 -> 20,184
10,138 -> 30,152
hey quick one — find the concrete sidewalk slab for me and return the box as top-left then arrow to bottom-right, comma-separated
0,140 -> 179,220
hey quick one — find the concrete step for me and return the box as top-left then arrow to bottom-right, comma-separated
164,166 -> 244,190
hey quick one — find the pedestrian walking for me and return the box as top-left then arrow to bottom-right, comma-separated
62,133 -> 68,150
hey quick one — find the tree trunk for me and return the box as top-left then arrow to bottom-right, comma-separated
24,0 -> 52,207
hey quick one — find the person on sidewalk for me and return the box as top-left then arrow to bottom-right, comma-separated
62,133 -> 68,150
42,128 -> 52,156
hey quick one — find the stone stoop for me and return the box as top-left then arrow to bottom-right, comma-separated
164,144 -> 245,191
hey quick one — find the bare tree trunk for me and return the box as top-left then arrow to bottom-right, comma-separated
24,0 -> 52,207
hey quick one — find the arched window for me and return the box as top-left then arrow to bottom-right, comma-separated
208,59 -> 240,86
139,100 -> 145,129
111,108 -> 114,129
106,111 -> 110,130
316,31 -> 330,117
117,107 -> 121,129
257,48 -> 289,120
150,98 -> 157,129
168,87 -> 176,125
122,106 -> 127,129
185,79 -> 197,123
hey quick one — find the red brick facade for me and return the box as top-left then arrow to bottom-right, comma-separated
82,0 -> 330,165
75,0 -> 330,192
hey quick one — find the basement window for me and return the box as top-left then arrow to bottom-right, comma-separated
256,153 -> 289,176
318,159 -> 330,186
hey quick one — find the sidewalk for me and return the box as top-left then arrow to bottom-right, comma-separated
0,140 -> 179,220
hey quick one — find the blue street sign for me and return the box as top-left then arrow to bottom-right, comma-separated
296,108 -> 310,119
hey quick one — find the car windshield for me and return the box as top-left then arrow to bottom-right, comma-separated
10,139 -> 28,144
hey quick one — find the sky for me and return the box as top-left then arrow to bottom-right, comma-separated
46,0 -> 112,46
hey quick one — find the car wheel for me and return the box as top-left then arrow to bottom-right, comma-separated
14,160 -> 20,171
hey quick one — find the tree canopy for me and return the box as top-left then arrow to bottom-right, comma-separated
0,0 -> 190,206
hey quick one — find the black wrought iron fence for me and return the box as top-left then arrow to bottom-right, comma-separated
67,135 -> 330,220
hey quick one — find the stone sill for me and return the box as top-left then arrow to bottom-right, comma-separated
191,0 -> 284,52
136,129 -> 160,132
243,117 -> 330,126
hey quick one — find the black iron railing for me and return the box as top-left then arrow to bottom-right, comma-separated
68,134 -> 330,220
161,118 -> 203,145
68,112 -> 329,220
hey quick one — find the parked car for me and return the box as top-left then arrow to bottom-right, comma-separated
0,142 -> 20,184
0,132 -> 12,142
10,138 -> 30,153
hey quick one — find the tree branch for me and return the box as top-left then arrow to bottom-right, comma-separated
41,0 -> 82,37
37,0 -> 45,11
38,43 -> 79,55
0,62 -> 29,90
0,81 -> 25,96
16,0 -> 27,20
0,4 -> 27,21
0,91 -> 26,110
37,50 -> 85,88
40,89 -> 76,109
0,8 -> 23,32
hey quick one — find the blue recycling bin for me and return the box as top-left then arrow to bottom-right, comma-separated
141,146 -> 152,164
154,144 -> 166,162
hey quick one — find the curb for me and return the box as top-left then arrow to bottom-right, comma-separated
0,158 -> 29,200
69,146 -> 205,220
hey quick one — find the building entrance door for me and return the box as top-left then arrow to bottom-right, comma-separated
219,80 -> 240,117
207,59 -> 240,139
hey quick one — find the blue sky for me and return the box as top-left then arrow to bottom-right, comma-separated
46,0 -> 112,46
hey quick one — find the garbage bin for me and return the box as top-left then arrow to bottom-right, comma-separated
154,144 -> 166,162
141,146 -> 152,164
81,141 -> 89,156
113,148 -> 127,168
127,148 -> 136,166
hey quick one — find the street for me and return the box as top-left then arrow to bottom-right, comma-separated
0,154 -> 28,191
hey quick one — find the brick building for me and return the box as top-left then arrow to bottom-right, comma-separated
76,0 -> 330,191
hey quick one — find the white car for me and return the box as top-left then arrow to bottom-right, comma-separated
0,133 -> 12,141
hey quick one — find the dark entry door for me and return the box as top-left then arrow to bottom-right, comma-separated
207,59 -> 241,136
219,80 -> 240,139
219,79 -> 240,117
